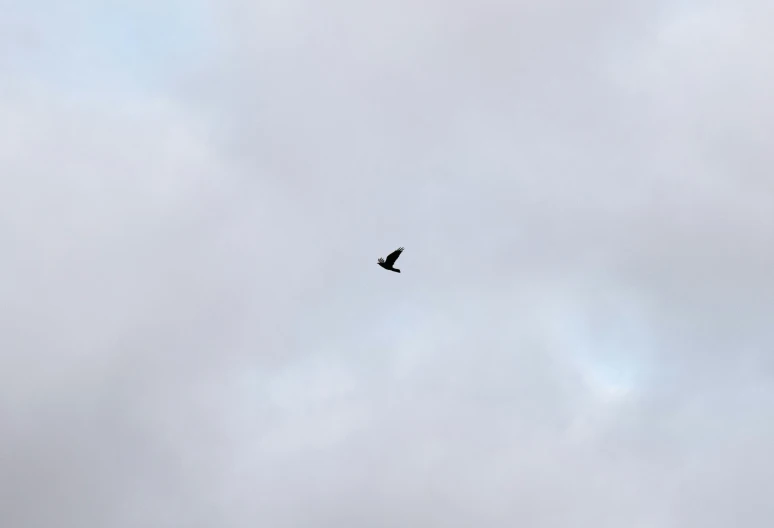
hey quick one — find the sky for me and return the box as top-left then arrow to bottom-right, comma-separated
1,0 -> 773,526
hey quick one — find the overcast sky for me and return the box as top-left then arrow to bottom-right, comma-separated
1,1 -> 773,527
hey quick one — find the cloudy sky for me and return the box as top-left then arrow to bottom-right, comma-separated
1,1 -> 773,526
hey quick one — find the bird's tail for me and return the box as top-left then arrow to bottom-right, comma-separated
392,268 -> 400,273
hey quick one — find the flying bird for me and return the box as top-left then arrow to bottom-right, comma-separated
378,247 -> 404,273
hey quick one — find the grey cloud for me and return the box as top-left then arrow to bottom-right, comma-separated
2,1 -> 773,527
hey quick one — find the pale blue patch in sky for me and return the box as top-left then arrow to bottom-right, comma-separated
89,3 -> 214,78
550,291 -> 652,397
11,1 -> 217,101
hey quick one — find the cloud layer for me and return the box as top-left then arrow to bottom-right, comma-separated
2,1 -> 773,526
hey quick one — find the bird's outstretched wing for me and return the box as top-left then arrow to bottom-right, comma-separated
384,247 -> 404,266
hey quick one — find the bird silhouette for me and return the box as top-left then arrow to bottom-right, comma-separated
378,247 -> 404,273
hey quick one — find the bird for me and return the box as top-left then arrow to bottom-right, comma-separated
377,247 -> 404,273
